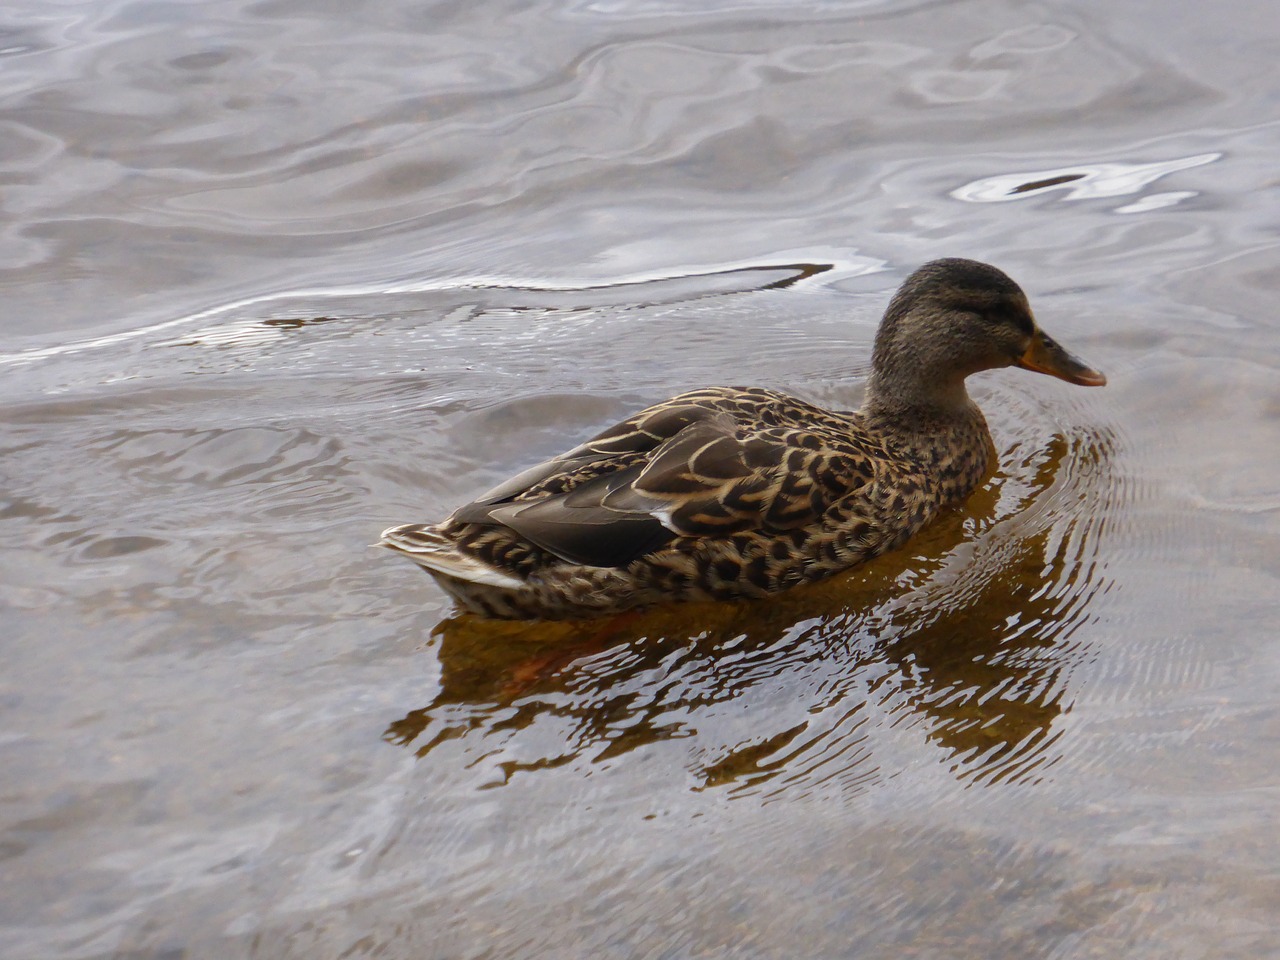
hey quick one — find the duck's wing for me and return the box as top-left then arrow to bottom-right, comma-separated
453,395 -> 876,567
459,397 -> 718,508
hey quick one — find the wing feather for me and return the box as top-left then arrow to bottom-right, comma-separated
448,390 -> 878,568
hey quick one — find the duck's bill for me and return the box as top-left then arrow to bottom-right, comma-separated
1016,331 -> 1107,387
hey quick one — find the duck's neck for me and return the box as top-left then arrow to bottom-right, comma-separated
860,369 -> 978,435
859,371 -> 994,506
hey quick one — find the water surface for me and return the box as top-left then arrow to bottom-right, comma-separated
2,1 -> 1279,958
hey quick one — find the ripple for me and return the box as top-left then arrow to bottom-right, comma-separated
384,389 -> 1122,800
952,153 -> 1220,204
563,0 -> 920,18
0,259 -> 852,369
79,535 -> 168,560
3,0 -> 1279,952
970,24 -> 1077,57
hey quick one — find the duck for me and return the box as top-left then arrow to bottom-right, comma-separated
380,258 -> 1105,620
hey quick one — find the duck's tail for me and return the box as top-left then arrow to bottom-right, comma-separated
379,523 -> 525,589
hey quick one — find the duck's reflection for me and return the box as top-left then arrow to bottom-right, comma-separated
385,430 -> 1113,795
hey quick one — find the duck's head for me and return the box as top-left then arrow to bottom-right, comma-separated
864,258 -> 1105,418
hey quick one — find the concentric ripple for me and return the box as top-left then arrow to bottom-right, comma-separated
381,357 -> 1126,802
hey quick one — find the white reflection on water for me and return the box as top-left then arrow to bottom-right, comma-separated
951,152 -> 1219,204
0,255 -> 872,368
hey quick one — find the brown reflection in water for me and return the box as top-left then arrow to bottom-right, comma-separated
385,431 -> 1113,794
878,520 -> 1080,786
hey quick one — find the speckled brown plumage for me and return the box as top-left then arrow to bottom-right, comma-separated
381,258 -> 1105,619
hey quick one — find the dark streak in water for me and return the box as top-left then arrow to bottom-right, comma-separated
139,262 -> 841,351
1011,173 -> 1086,194
264,263 -> 835,330
466,262 -> 835,295
261,315 -> 341,329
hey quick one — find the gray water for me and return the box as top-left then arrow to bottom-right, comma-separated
2,1 -> 1279,958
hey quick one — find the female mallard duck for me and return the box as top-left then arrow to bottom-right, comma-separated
381,258 -> 1105,619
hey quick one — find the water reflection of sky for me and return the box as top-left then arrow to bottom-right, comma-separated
951,152 -> 1219,208
2,0 -> 1279,956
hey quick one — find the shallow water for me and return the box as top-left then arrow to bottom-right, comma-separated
3,1 -> 1279,958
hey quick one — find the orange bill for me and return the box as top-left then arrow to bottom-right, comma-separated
1016,330 -> 1107,387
